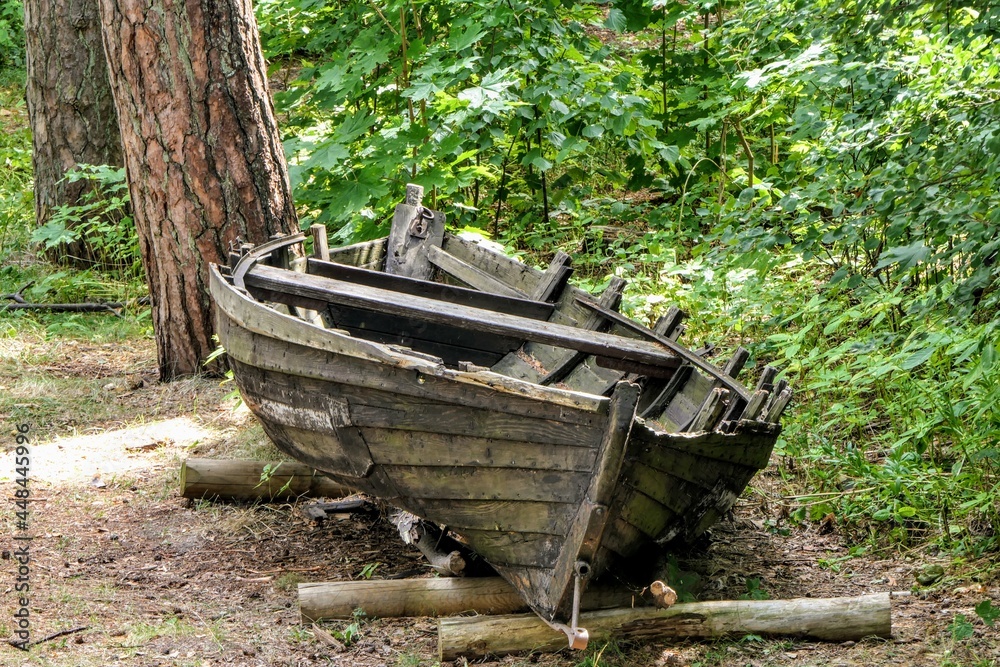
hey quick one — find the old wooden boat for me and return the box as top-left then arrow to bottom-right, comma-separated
210,186 -> 791,648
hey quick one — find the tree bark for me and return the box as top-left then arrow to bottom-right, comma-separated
98,0 -> 298,380
24,0 -> 125,265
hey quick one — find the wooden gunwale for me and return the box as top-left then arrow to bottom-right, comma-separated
211,264 -> 607,417
575,296 -> 752,402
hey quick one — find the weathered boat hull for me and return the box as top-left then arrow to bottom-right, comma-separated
212,256 -> 783,625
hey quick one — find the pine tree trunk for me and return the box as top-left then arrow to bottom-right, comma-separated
24,0 -> 124,265
98,0 -> 298,380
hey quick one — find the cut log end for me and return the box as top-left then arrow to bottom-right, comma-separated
650,580 -> 677,609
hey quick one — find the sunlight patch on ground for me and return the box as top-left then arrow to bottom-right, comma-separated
2,416 -> 218,486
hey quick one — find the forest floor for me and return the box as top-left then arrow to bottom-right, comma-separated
1,336 -> 997,667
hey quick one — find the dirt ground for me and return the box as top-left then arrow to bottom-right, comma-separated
1,337 -> 997,666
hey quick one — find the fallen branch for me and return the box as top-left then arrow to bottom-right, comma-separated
301,498 -> 376,521
438,592 -> 892,660
1,302 -> 124,314
8,625 -> 89,649
1,280 -> 33,303
392,511 -> 465,577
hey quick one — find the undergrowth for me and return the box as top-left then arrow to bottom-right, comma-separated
0,0 -> 997,574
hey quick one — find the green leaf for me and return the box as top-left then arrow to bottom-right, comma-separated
975,600 -> 1000,628
901,346 -> 935,370
875,242 -> 931,272
550,99 -> 570,115
448,25 -> 486,52
522,148 -> 552,171
604,8 -> 627,32
949,614 -> 975,641
658,145 -> 680,165
872,508 -> 892,521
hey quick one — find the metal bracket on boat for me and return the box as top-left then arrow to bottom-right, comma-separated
409,207 -> 435,239
544,560 -> 591,650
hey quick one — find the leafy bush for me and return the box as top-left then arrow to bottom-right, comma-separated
259,0 -> 672,243
0,0 -> 24,69
30,164 -> 142,280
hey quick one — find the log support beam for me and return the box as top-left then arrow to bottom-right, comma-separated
438,593 -> 892,660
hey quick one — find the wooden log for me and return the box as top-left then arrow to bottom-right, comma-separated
179,458 -> 353,500
299,577 -> 651,622
438,592 -> 892,660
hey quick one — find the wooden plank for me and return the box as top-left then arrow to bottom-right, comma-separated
438,593 -> 893,660
763,386 -> 793,424
249,420 -> 381,487
530,252 -> 573,302
406,499 -> 575,535
639,366 -> 693,421
540,382 -> 640,621
327,237 -> 387,269
489,353 -> 544,384
426,245 -> 527,297
232,232 -> 306,288
325,304 -> 517,367
383,465 -> 589,503
521,280 -> 629,378
575,297 -> 752,401
623,461 -> 739,514
440,234 -> 542,296
616,487 -> 677,540
539,278 -> 626,386
631,424 -> 778,469
362,429 -> 598,471
453,530 -> 562,568
634,444 -> 751,491
226,353 -> 604,447
308,257 -> 554,320
244,264 -> 685,371
385,185 -> 446,280
689,388 -> 728,432
558,359 -> 620,396
349,403 -> 600,449
660,370 -> 713,431
601,516 -> 663,559
310,224 -> 330,261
